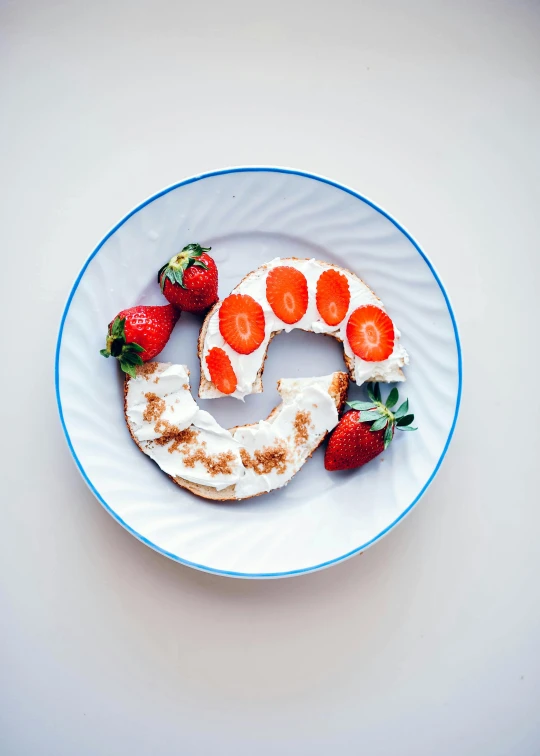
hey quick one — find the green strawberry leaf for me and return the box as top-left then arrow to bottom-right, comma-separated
359,410 -> 385,422
183,243 -> 211,257
373,383 -> 382,402
122,352 -> 144,366
110,339 -> 124,358
158,264 -> 167,287
394,399 -> 409,419
110,316 -> 125,339
386,387 -> 399,408
120,360 -> 137,378
347,401 -> 377,411
370,417 -> 388,432
383,422 -> 394,449
159,267 -> 176,291
159,244 -> 212,292
366,385 -> 376,402
100,349 -> 110,358
173,268 -> 186,287
398,425 -> 417,431
397,414 -> 415,427
129,343 -> 145,354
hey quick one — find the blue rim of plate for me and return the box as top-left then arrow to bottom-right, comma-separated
55,166 -> 462,579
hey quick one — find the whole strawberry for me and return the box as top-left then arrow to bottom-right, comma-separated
100,304 -> 180,377
158,243 -> 218,313
325,384 -> 416,471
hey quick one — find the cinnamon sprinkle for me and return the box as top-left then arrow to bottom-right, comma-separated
240,442 -> 289,475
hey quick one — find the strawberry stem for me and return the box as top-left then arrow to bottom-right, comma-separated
347,383 -> 417,448
158,243 -> 211,291
100,316 -> 145,376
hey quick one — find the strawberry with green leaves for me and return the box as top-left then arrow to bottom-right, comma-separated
100,304 -> 180,377
325,383 -> 417,471
158,243 -> 218,313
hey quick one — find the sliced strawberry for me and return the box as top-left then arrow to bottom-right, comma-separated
206,347 -> 237,394
316,269 -> 350,326
346,305 -> 394,361
219,294 -> 266,354
265,266 -> 308,324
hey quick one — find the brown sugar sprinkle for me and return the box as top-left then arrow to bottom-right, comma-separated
182,384 -> 189,391
153,424 -> 233,477
169,428 -> 202,454
182,448 -> 237,476
240,442 -> 289,476
153,416 -> 237,475
293,410 -> 313,448
154,421 -> 198,452
143,392 -> 166,422
136,362 -> 159,378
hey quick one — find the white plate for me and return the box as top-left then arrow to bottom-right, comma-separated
56,167 -> 462,578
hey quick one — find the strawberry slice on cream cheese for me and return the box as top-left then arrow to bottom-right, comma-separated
198,258 -> 409,400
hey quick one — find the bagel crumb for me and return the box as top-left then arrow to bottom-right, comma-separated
240,442 -> 288,475
293,410 -> 313,447
143,392 -> 166,422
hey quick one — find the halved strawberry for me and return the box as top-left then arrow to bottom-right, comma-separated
206,347 -> 237,394
219,294 -> 265,354
316,269 -> 350,326
346,305 -> 394,361
266,266 -> 308,324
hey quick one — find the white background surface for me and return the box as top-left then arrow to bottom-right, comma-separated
2,1 -> 539,753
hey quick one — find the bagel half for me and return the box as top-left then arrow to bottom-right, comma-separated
124,362 -> 348,502
198,257 -> 408,400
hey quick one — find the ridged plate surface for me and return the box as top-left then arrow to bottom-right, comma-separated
56,167 -> 461,578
